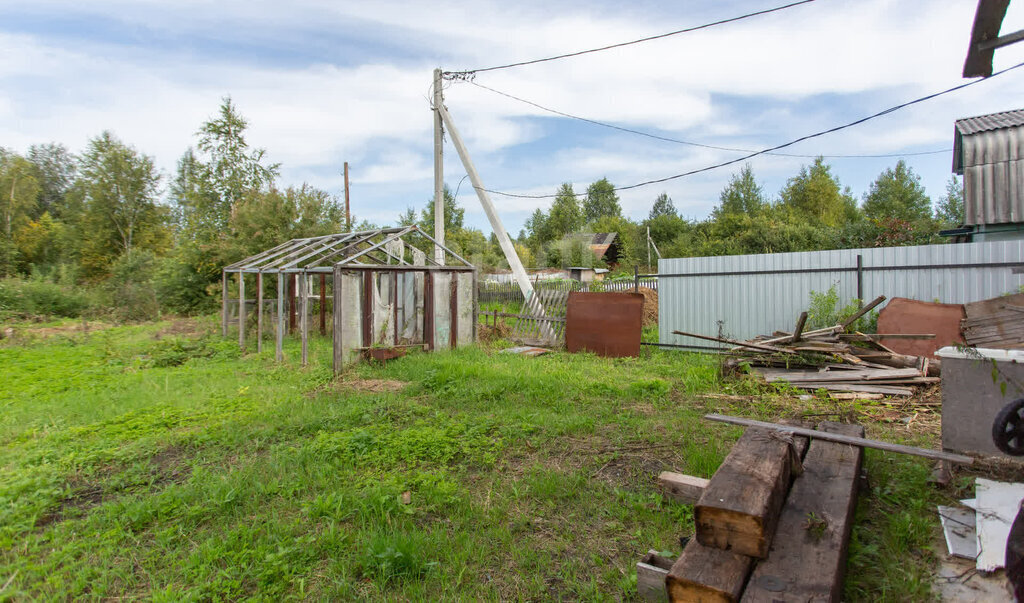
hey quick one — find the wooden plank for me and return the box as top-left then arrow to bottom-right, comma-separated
300,272 -> 309,366
837,333 -> 936,341
659,472 -> 710,505
788,383 -> 913,396
637,550 -> 672,603
276,272 -> 284,363
790,312 -> 808,343
741,422 -> 864,602
221,270 -> 229,337
332,267 -> 342,374
756,368 -> 921,383
704,414 -> 974,465
694,428 -> 802,558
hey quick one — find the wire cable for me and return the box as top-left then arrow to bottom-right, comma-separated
466,79 -> 950,159
474,59 -> 1024,199
444,0 -> 817,77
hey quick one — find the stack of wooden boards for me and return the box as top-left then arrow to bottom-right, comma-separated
674,296 -> 941,398
961,292 -> 1024,349
640,421 -> 866,602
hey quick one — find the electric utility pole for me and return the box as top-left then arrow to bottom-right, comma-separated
432,68 -> 445,265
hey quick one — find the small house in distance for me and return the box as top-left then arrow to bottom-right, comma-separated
567,267 -> 609,282
561,232 -> 620,267
951,108 -> 1024,241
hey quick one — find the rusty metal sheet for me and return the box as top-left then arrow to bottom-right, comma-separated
565,292 -> 643,357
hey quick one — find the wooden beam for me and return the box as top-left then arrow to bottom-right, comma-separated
289,273 -> 297,334
790,311 -> 808,343
667,539 -> 752,602
741,422 -> 864,602
332,266 -> 342,374
658,472 -> 709,505
704,414 -> 974,465
672,330 -> 797,355
694,427 -> 804,558
840,295 -> 885,329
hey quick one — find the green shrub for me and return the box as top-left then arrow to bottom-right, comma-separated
0,277 -> 92,319
106,251 -> 160,323
806,285 -> 877,333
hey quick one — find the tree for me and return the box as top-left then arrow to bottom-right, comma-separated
27,143 -> 76,219
174,98 -> 280,238
779,157 -> 856,227
419,184 -> 464,236
0,150 -> 40,275
714,164 -> 766,218
78,131 -> 166,275
648,192 -> 677,220
583,178 -> 621,222
935,175 -> 965,226
396,206 -> 417,227
547,183 -> 584,239
862,160 -> 932,222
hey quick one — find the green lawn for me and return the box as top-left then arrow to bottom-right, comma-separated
1,318 -> 947,600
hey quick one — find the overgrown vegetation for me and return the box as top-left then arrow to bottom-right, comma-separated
0,319 -> 950,599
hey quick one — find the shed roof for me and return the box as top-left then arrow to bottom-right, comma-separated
956,108 -> 1024,136
223,226 -> 474,273
953,107 -> 1024,174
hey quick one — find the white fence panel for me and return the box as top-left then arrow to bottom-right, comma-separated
658,240 -> 1024,348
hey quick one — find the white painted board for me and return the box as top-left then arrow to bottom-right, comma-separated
975,478 -> 1024,572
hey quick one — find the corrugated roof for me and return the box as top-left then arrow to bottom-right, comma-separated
955,108 -> 1024,136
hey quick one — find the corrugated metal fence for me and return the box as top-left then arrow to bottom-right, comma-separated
658,240 -> 1024,348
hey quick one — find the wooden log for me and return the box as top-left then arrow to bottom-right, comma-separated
741,422 -> 865,602
756,367 -> 921,383
694,428 -> 804,558
659,472 -> 709,505
786,383 -> 914,396
637,550 -> 672,603
703,414 -> 974,465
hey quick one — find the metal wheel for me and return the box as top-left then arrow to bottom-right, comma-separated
992,398 -> 1024,456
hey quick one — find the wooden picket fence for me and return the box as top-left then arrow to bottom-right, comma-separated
478,278 -> 657,304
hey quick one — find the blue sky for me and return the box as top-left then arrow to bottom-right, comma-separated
3,0 -> 1024,235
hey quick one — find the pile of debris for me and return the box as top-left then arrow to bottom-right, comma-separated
638,415 -> 973,602
674,296 -> 941,397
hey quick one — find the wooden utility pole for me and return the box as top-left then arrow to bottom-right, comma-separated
432,68 -> 445,265
343,162 -> 351,230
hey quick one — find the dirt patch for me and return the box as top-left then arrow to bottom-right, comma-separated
153,318 -> 210,340
35,485 -> 106,528
3,320 -> 114,341
149,444 -> 194,485
479,322 -> 512,342
337,378 -> 409,393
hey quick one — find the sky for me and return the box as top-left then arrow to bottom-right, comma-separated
3,0 -> 1024,236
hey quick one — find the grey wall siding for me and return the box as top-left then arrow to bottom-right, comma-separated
658,241 -> 1024,347
962,127 -> 1024,225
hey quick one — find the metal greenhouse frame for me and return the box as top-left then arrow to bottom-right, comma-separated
221,225 -> 477,373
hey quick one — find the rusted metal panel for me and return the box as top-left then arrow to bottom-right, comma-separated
565,292 -> 643,357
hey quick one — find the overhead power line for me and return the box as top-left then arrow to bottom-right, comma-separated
444,0 -> 817,77
466,79 -> 950,159
475,59 -> 1024,199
